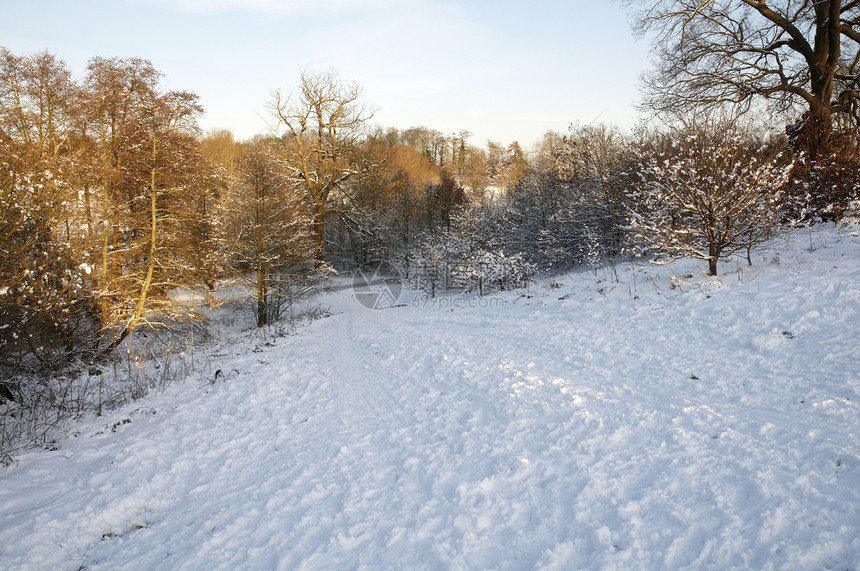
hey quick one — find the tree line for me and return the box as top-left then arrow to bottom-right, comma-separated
0,51 -> 520,377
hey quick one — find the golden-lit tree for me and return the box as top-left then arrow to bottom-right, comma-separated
83,57 -> 215,352
0,48 -> 96,372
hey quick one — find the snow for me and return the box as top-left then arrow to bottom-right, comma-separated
1,225 -> 859,569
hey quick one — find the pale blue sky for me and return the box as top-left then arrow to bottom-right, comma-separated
1,0 -> 650,148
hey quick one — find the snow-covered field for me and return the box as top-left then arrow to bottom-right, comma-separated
1,225 -> 858,570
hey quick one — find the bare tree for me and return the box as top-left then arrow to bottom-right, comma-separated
629,121 -> 793,275
84,56 -> 157,333
626,0 -> 860,145
112,88 -> 208,348
331,134 -> 441,272
0,48 -> 79,163
400,126 -> 445,164
83,57 -> 215,353
461,144 -> 490,201
271,70 -> 371,257
224,141 -> 325,327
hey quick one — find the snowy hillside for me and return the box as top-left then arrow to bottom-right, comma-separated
1,225 -> 858,570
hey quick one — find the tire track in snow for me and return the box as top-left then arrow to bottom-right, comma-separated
322,309 -> 411,439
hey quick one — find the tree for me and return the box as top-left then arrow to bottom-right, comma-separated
0,48 -> 79,168
84,56 -> 156,334
201,129 -> 240,182
0,48 -> 97,373
400,126 -> 446,165
787,122 -> 860,220
272,70 -> 371,257
224,142 -> 325,327
626,0 -> 860,148
461,144 -> 490,202
486,140 -> 530,193
537,125 -> 637,257
83,57 -> 216,352
629,122 -> 793,275
0,48 -> 82,252
424,169 -> 468,232
0,134 -> 97,373
453,249 -> 535,296
0,47 -> 233,449
339,137 -> 439,273
200,128 -> 242,262
483,170 -> 603,270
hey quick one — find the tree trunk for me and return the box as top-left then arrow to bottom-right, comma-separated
313,205 -> 326,260
708,237 -> 719,276
803,0 -> 840,157
100,168 -> 111,331
257,268 -> 267,327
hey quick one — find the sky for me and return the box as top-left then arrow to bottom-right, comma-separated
1,0 -> 651,149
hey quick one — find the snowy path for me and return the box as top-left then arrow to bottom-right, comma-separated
0,227 -> 858,569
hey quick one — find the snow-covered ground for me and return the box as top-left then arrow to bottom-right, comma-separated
1,225 -> 858,570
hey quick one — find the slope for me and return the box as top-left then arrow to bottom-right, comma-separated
0,225 -> 858,569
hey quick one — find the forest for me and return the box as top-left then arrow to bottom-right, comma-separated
1,0 -> 859,454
